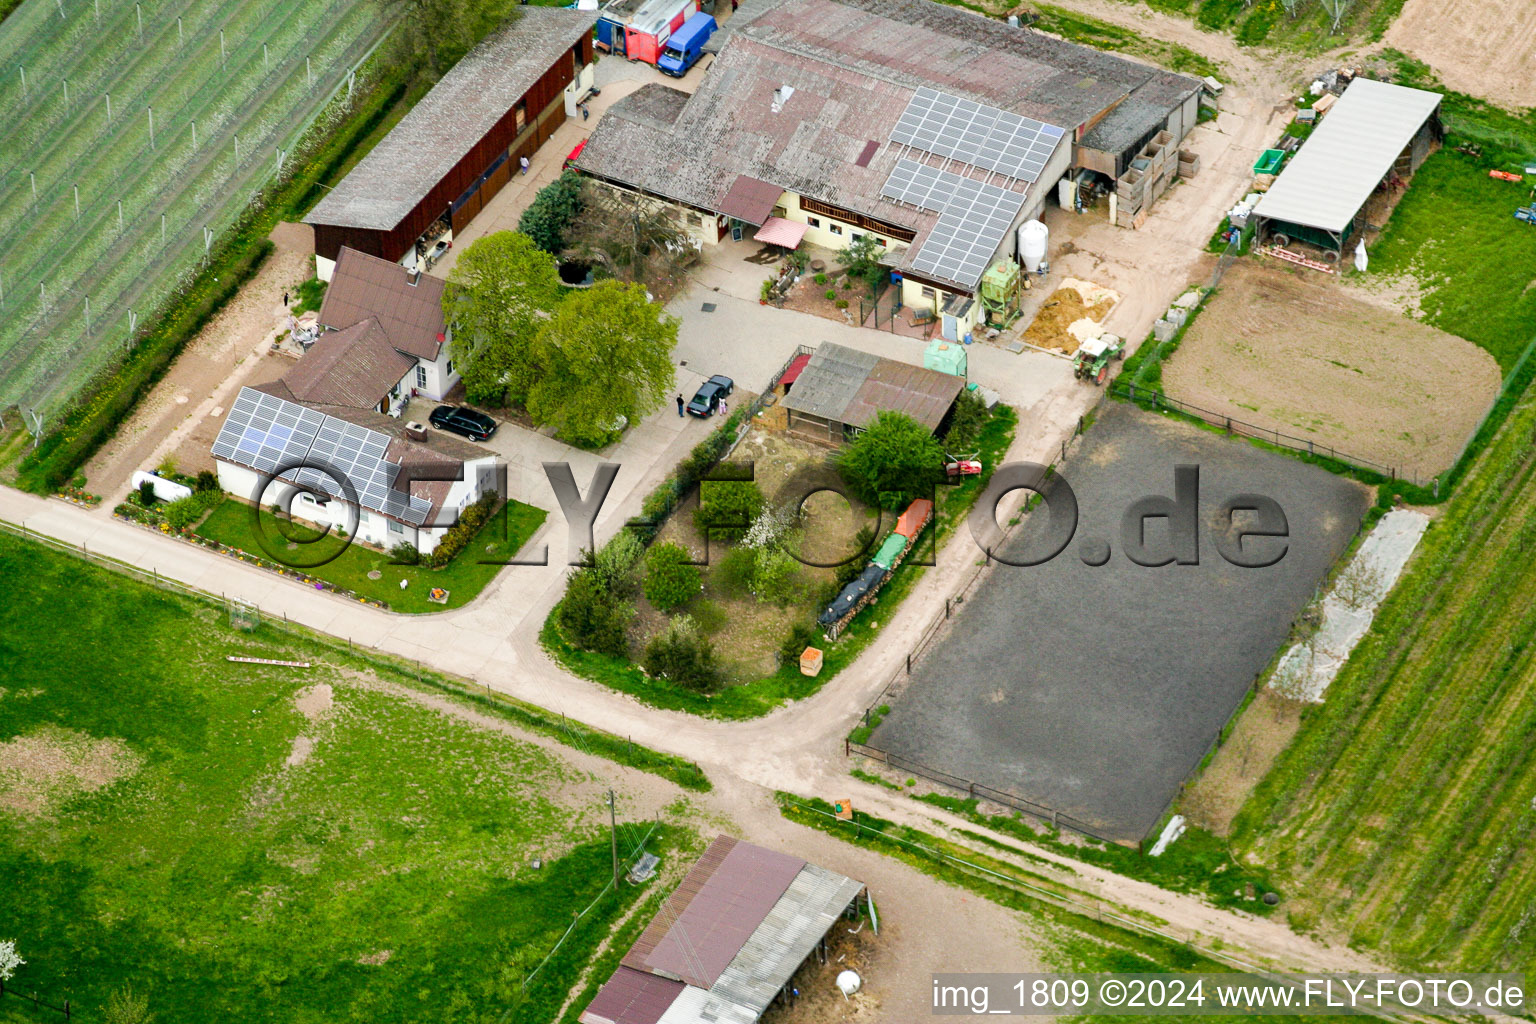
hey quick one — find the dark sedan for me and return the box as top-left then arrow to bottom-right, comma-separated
429,405 -> 497,441
686,374 -> 734,418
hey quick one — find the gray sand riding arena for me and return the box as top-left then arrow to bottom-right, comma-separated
1160,262 -> 1501,480
868,402 -> 1370,842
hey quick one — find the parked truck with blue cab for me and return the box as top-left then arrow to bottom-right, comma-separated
657,12 -> 715,77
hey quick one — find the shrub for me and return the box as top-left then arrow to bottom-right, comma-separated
778,621 -> 819,665
943,389 -> 990,451
644,543 -> 702,611
691,598 -> 727,633
594,530 -> 645,595
716,546 -> 757,597
157,456 -> 178,478
560,568 -> 634,657
751,547 -> 800,605
835,299 -> 849,309
643,615 -> 722,692
825,289 -> 837,300
137,480 -> 156,506
428,492 -> 498,568
194,469 -> 219,492
162,496 -> 201,532
518,171 -> 585,254
694,479 -> 764,542
838,410 -> 944,510
390,542 -> 421,566
814,273 -> 827,284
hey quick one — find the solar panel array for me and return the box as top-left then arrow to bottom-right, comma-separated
881,159 -> 1026,287
910,179 -> 1025,287
213,387 -> 434,526
212,388 -> 325,475
891,87 -> 1066,183
879,158 -> 951,212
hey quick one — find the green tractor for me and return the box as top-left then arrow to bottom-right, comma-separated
1073,334 -> 1124,385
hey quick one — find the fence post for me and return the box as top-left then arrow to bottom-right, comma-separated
906,652 -> 911,673
945,597 -> 951,619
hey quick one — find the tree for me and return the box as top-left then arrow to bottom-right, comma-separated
0,940 -> 23,981
559,568 -> 633,657
371,0 -> 515,78
443,232 -> 563,407
838,411 -> 944,511
643,615 -> 722,692
527,281 -> 677,448
643,542 -> 701,611
565,183 -> 700,295
750,547 -> 800,605
836,234 -> 885,291
518,172 -> 585,255
693,480 -> 764,542
593,530 -> 644,595
942,389 -> 989,452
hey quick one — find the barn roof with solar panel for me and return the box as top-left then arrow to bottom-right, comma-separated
577,0 -> 1201,293
211,386 -> 477,528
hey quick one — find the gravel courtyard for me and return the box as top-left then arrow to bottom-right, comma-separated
869,401 -> 1371,841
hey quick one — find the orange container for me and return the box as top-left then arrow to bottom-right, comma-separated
799,647 -> 824,677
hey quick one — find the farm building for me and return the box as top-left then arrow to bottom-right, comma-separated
315,247 -> 460,402
1254,78 -> 1442,258
210,386 -> 497,557
305,8 -> 598,280
578,835 -> 869,1024
781,342 -> 965,444
575,0 -> 1202,341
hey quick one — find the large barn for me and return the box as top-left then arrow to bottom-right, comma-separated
305,8 -> 598,280
1254,78 -> 1442,258
575,0 -> 1202,342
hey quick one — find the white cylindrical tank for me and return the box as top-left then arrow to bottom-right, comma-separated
1018,219 -> 1049,272
837,971 -> 862,998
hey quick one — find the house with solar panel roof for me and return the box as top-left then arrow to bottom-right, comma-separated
574,0 -> 1202,343
209,247 -> 497,556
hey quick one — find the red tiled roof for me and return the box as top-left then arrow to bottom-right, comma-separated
621,835 -> 805,988
579,967 -> 684,1024
718,174 -> 784,225
318,247 -> 447,361
282,318 -> 414,409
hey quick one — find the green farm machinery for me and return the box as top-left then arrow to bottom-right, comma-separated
1073,335 -> 1124,385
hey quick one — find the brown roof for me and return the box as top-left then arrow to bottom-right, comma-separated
579,967 -> 684,1024
621,835 -> 804,988
318,247 -> 447,361
718,174 -> 784,225
304,8 -> 599,232
282,319 -> 415,409
843,356 -> 965,432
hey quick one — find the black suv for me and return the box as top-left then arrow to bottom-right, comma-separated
429,405 -> 497,441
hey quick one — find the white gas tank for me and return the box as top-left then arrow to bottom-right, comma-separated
1018,219 -> 1049,272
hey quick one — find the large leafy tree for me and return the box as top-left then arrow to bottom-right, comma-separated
527,281 -> 677,447
518,172 -> 585,255
838,410 -> 944,511
442,231 -> 562,407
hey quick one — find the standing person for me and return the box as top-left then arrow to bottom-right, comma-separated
719,397 -> 728,417
282,291 -> 289,307
580,102 -> 590,121
675,394 -> 685,417
519,155 -> 530,175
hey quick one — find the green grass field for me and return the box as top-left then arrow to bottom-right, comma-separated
1368,150 -> 1536,371
1231,391 -> 1536,974
0,532 -> 669,1023
195,499 -> 546,612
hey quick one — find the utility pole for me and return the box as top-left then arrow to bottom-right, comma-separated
608,789 -> 619,888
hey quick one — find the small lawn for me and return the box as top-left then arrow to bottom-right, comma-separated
195,499 -> 546,613
1368,149 -> 1536,371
